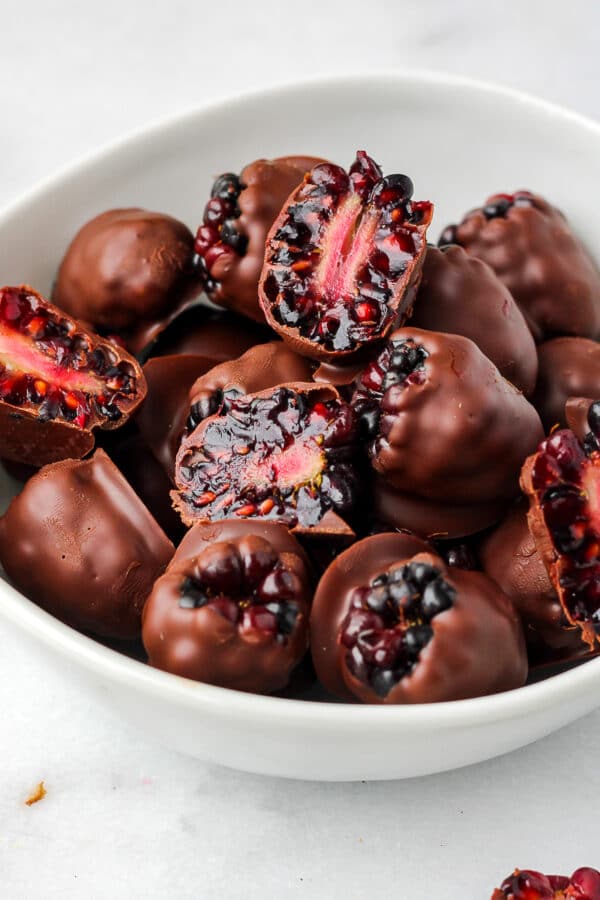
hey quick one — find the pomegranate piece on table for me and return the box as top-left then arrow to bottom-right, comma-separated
193,156 -> 326,322
142,520 -> 312,693
53,208 -> 198,354
353,327 -> 544,538
0,285 -> 146,466
409,244 -> 537,395
492,866 -> 600,899
439,191 -> 600,342
0,449 -> 174,640
521,428 -> 600,648
531,338 -> 600,433
173,383 -> 359,533
310,533 -> 527,703
259,151 -> 433,361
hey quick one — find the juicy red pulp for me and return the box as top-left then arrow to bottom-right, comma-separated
439,191 -> 534,246
176,387 -> 358,527
177,540 -> 301,641
193,172 -> 246,290
493,867 -> 600,899
529,430 -> 600,628
0,287 -> 137,428
340,561 -> 454,697
261,152 -> 432,353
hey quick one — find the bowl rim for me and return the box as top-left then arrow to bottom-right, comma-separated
1,67 -> 600,728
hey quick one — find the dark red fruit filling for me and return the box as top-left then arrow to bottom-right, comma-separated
529,430 -> 600,627
584,400 -> 600,455
340,561 -> 454,697
177,387 -> 358,527
177,539 -> 301,642
193,172 -> 247,289
0,287 -> 137,427
186,386 -> 243,432
352,336 -> 428,438
261,151 -> 432,353
438,191 -> 534,246
493,867 -> 600,899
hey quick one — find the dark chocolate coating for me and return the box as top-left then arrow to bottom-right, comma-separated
410,245 -> 537,395
150,306 -> 272,360
310,534 -> 527,703
362,327 -> 544,504
532,337 -> 600,432
209,156 -> 326,322
480,503 -> 582,652
137,354 -> 215,480
443,192 -> 600,342
142,520 -> 312,693
53,208 -> 197,353
0,450 -> 174,639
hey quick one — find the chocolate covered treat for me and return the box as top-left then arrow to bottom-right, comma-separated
521,428 -> 600,648
532,337 -> 600,432
0,285 -> 146,466
259,152 -> 433,361
310,533 -> 527,703
353,327 -> 544,536
439,191 -> 600,342
0,450 -> 174,639
186,341 -> 314,433
53,208 -> 197,353
409,244 -> 537,395
142,520 -> 312,693
194,156 -> 325,321
150,305 -> 272,361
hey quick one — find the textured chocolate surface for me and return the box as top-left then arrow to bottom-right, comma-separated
149,305 -> 272,360
532,337 -> 600,432
142,519 -> 312,693
53,208 -> 197,353
0,449 -> 174,639
310,533 -> 527,703
410,244 -> 537,395
207,156 -> 325,321
440,191 -> 600,342
566,396 -> 597,443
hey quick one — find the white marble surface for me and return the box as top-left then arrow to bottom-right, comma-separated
1,1 -> 600,897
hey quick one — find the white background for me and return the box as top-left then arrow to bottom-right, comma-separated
1,1 -> 600,897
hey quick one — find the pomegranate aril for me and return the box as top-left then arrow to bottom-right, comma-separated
210,172 -> 243,202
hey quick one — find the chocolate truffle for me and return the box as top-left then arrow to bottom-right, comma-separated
409,244 -> 537,395
150,305 -> 272,361
0,449 -> 174,639
259,152 -> 433,361
142,520 -> 312,693
0,285 -> 146,467
53,208 -> 197,353
194,156 -> 326,322
521,428 -> 600,648
173,383 -> 359,533
353,327 -> 544,534
532,337 -> 600,432
310,533 -> 527,703
439,191 -> 600,342
186,341 -> 314,433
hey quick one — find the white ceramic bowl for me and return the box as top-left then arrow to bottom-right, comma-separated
1,71 -> 600,781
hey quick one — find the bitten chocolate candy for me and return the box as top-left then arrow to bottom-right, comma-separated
532,337 -> 600,432
53,208 -> 197,353
439,191 -> 600,342
310,533 -> 527,703
0,450 -> 174,639
410,244 -> 537,395
142,519 -> 312,693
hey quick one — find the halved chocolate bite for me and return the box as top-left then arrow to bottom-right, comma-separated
353,328 -> 544,533
0,285 -> 146,466
53,208 -> 198,354
439,191 -> 600,342
173,383 -> 359,533
193,156 -> 326,322
521,429 -> 600,648
310,533 -> 527,703
259,152 -> 433,361
142,520 -> 312,693
0,450 -> 174,639
409,244 -> 537,395
532,337 -> 600,432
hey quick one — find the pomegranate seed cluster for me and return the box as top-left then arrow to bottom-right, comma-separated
0,148 -> 599,711
491,866 -> 600,899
